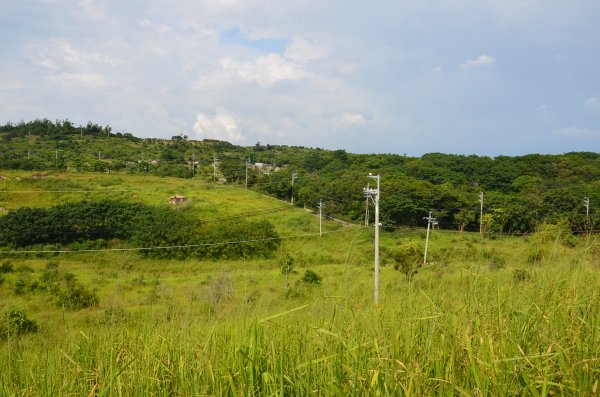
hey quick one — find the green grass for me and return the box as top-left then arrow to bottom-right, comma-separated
0,171 -> 599,396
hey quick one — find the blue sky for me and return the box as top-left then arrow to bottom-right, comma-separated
1,0 -> 599,156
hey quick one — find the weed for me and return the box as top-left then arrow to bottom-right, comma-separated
206,272 -> 234,312
513,269 -> 532,282
101,305 -> 130,326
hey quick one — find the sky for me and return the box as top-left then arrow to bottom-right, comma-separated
0,0 -> 599,156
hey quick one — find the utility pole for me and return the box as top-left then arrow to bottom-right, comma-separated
364,174 -> 380,306
213,155 -> 218,182
98,151 -> 101,160
364,182 -> 370,226
80,128 -> 83,140
291,171 -> 298,204
318,199 -> 324,237
479,192 -> 484,236
245,157 -> 251,189
423,211 -> 438,266
584,197 -> 590,219
584,197 -> 590,230
191,153 -> 195,177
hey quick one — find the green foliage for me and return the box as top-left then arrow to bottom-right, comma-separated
454,208 -> 476,232
279,254 -> 295,275
528,220 -> 577,263
0,199 -> 280,260
387,241 -> 423,280
133,215 -> 280,260
513,269 -> 532,282
0,200 -> 151,247
301,269 -> 322,285
0,261 -> 13,273
58,281 -> 99,310
1,307 -> 38,339
1,119 -> 599,234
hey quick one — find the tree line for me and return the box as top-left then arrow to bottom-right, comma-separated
0,200 -> 280,259
1,120 -> 598,233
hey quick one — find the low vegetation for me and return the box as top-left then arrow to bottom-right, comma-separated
0,165 -> 598,394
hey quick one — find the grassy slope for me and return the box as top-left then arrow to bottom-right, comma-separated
0,171 -> 599,395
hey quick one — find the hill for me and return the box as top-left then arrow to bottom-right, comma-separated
1,118 -> 599,233
0,170 -> 598,395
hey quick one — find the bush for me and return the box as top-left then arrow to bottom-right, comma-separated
528,221 -> 577,263
301,270 -> 322,285
1,307 -> 38,339
0,261 -> 13,273
14,276 -> 28,295
58,281 -> 99,310
513,269 -> 532,282
387,241 -> 422,280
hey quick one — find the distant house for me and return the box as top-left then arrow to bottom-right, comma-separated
168,195 -> 187,204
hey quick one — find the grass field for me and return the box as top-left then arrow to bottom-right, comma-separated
0,171 -> 599,396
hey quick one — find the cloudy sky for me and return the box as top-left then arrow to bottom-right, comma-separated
1,0 -> 599,155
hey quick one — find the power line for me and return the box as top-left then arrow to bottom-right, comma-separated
0,226 -> 363,255
0,189 -> 134,193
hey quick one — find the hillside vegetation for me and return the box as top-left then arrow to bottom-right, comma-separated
0,121 -> 599,395
1,119 -> 599,234
0,171 -> 597,395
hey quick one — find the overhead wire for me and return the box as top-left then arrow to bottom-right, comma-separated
0,225 -> 364,255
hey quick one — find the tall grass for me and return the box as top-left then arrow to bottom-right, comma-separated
1,171 -> 599,395
1,254 -> 598,396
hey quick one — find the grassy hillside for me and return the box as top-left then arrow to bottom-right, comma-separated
0,171 -> 599,395
2,119 -> 599,234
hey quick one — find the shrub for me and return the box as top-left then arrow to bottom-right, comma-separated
1,307 -> 38,339
102,305 -> 130,325
0,261 -> 13,273
14,276 -> 28,295
528,221 -> 577,263
301,270 -> 322,285
388,241 -> 422,280
206,273 -> 234,312
513,269 -> 532,282
58,282 -> 99,310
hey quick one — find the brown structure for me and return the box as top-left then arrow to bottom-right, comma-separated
168,195 -> 187,205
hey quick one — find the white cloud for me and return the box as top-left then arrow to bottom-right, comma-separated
584,97 -> 600,109
193,109 -> 244,142
221,54 -> 310,87
284,37 -> 328,63
553,126 -> 600,137
47,72 -> 108,87
460,55 -> 496,68
31,40 -> 122,70
332,112 -> 367,129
